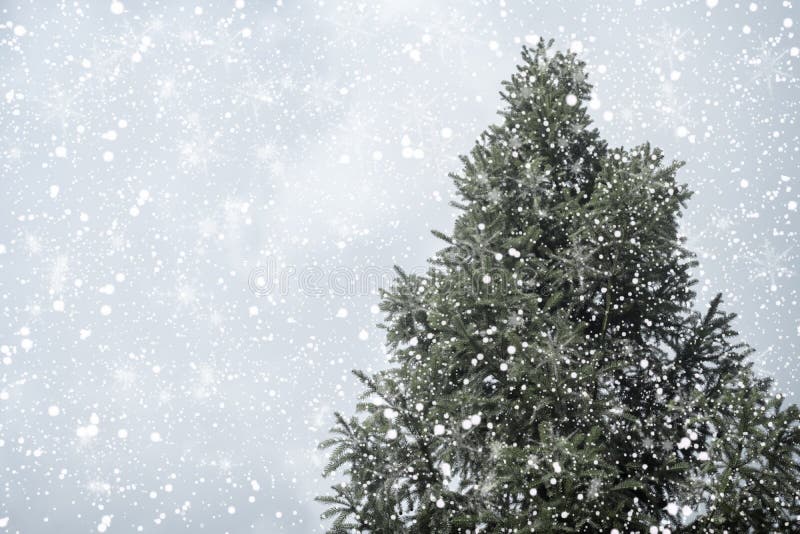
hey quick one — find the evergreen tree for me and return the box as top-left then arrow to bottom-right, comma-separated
317,39 -> 800,533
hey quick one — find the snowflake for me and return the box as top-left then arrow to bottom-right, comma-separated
748,242 -> 794,291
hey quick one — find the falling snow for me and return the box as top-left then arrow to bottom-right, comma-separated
0,0 -> 798,532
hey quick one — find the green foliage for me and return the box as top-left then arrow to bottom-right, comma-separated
316,39 -> 800,532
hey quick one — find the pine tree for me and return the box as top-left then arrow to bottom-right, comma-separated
316,39 -> 800,533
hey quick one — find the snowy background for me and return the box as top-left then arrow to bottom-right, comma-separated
0,0 -> 797,531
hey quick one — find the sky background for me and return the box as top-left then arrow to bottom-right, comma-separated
0,0 -> 797,532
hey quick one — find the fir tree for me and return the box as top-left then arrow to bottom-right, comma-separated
317,39 -> 800,533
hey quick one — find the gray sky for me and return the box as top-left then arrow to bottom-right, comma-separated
0,0 -> 797,532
